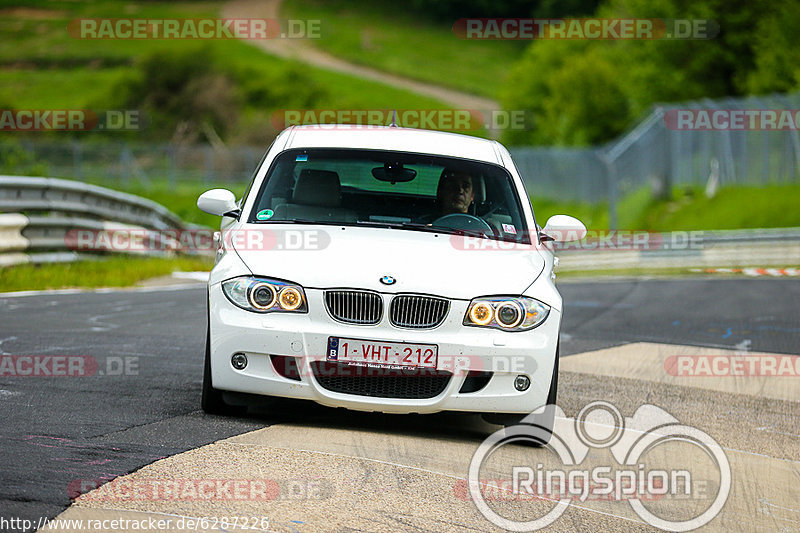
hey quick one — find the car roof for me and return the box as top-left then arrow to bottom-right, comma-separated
282,125 -> 503,165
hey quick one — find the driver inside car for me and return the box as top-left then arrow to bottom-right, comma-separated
436,167 -> 475,215
415,167 -> 496,236
416,167 -> 476,225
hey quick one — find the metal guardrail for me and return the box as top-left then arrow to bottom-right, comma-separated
1,175 -> 796,271
0,175 -> 190,267
554,227 -> 800,272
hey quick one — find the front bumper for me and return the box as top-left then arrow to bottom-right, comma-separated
208,285 -> 561,414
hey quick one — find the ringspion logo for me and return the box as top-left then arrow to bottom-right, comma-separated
469,401 -> 730,530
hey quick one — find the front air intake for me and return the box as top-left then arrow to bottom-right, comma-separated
324,290 -> 383,325
389,294 -> 449,329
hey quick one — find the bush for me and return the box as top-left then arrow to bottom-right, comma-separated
502,41 -> 631,146
0,138 -> 48,176
501,0 -> 787,146
746,0 -> 800,93
112,46 -> 327,142
113,46 -> 240,143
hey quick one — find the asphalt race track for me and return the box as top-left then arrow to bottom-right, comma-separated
0,277 -> 798,532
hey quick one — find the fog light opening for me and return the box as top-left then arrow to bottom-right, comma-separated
514,374 -> 531,391
231,353 -> 248,370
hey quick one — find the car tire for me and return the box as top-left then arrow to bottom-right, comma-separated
481,343 -> 560,445
201,329 -> 225,414
201,315 -> 243,416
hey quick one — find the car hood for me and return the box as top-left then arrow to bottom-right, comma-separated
231,224 -> 545,300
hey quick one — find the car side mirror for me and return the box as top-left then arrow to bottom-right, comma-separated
198,189 -> 241,217
540,215 -> 587,243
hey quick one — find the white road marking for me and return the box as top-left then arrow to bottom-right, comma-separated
0,336 -> 18,355
756,426 -> 800,439
171,271 -> 210,282
759,498 -> 800,514
695,267 -> 799,276
0,284 -> 203,298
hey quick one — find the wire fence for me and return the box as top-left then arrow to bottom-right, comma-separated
511,92 -> 800,226
0,140 -> 262,189
2,92 -> 798,227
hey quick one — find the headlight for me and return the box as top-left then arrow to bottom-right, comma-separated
469,301 -> 494,325
221,276 -> 308,314
463,296 -> 549,331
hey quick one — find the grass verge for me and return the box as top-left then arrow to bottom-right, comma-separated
0,255 -> 213,293
555,267 -> 711,279
282,0 -> 523,100
0,0 -> 456,142
637,185 -> 800,231
555,265 -> 800,279
535,184 -> 800,231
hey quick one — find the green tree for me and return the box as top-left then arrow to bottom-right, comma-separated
112,46 -> 327,143
501,0 -> 788,146
747,0 -> 800,93
502,41 -> 630,145
114,46 -> 240,143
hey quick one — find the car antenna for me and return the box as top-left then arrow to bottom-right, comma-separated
389,110 -> 398,127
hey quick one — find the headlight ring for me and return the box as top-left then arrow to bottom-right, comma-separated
222,276 -> 307,314
463,296 -> 549,331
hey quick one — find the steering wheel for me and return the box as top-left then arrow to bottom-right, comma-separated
431,213 -> 493,234
479,202 -> 507,218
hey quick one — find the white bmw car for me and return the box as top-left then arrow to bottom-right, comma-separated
198,125 -> 585,433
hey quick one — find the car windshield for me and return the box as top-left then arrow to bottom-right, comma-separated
248,149 -> 530,242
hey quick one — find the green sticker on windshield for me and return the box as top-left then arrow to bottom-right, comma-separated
256,209 -> 274,220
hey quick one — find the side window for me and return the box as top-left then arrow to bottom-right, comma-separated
239,143 -> 273,208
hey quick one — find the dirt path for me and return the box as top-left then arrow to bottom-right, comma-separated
222,0 -> 499,111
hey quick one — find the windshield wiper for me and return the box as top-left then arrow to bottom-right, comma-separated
355,220 -> 403,228
399,222 -> 432,230
355,220 -> 490,238
269,218 -> 343,225
356,220 -> 452,233
443,227 -> 491,238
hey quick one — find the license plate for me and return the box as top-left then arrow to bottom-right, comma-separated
327,337 -> 438,369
